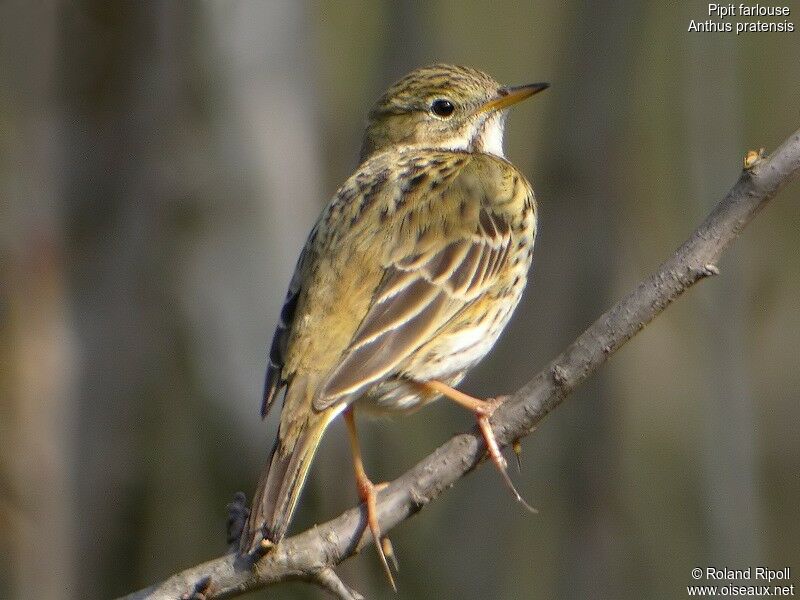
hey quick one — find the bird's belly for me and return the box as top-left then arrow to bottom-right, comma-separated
410,313 -> 509,380
356,375 -> 465,415
356,282 -> 523,416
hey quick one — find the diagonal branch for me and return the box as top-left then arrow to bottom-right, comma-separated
118,128 -> 800,600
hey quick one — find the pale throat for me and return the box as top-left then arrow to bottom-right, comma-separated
473,114 -> 506,157
436,114 -> 506,157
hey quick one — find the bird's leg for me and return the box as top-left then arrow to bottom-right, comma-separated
343,407 -> 397,591
421,380 -> 537,513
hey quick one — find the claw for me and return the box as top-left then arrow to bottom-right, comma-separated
475,409 -> 537,514
358,477 -> 397,591
421,382 -> 537,514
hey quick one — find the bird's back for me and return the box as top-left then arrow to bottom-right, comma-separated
265,148 -> 536,422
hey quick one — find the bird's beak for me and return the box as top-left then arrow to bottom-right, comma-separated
477,82 -> 550,114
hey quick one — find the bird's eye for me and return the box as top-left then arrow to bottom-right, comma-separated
430,99 -> 455,118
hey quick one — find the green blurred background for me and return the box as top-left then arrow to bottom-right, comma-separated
2,1 -> 799,599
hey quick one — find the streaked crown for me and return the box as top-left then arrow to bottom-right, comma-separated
360,64 -> 548,161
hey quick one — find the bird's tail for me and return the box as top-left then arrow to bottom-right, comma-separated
240,399 -> 336,555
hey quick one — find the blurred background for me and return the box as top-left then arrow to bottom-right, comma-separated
2,1 -> 799,599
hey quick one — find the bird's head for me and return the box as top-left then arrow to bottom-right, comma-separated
360,64 -> 548,161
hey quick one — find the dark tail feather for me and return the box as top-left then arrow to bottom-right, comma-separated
239,410 -> 334,554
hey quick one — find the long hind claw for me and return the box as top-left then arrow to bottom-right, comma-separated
475,402 -> 537,514
358,478 -> 397,591
421,382 -> 537,513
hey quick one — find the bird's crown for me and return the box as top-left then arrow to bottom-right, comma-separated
370,64 -> 501,117
360,64 -> 547,160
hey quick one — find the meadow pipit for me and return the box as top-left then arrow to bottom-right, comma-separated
240,64 -> 548,588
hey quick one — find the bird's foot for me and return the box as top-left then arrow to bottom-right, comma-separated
421,381 -> 537,514
356,477 -> 398,590
472,397 -> 537,513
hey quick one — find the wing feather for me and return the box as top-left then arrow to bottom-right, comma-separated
261,151 -> 529,416
319,285 -> 450,399
350,276 -> 441,348
314,206 -> 513,410
261,241 -> 314,418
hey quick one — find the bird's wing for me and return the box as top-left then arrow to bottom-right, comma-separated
309,151 -> 529,411
263,151 -> 531,419
261,238 -> 314,418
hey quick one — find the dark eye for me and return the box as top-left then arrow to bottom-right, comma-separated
430,99 -> 455,117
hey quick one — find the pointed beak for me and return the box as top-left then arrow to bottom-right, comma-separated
477,82 -> 550,114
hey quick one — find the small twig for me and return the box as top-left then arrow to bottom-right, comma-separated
310,568 -> 365,600
116,130 -> 800,600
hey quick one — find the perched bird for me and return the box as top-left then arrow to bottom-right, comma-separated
240,64 -> 548,587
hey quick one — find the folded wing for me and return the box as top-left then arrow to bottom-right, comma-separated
314,204 -> 512,409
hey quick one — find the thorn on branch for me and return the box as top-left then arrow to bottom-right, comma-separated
311,568 -> 364,600
226,492 -> 249,545
512,439 -> 523,471
700,263 -> 720,277
551,364 -> 567,385
255,536 -> 276,558
409,487 -> 427,510
180,575 -> 213,600
382,538 -> 400,573
743,147 -> 766,170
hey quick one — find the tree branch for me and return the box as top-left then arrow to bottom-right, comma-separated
118,128 -> 800,600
